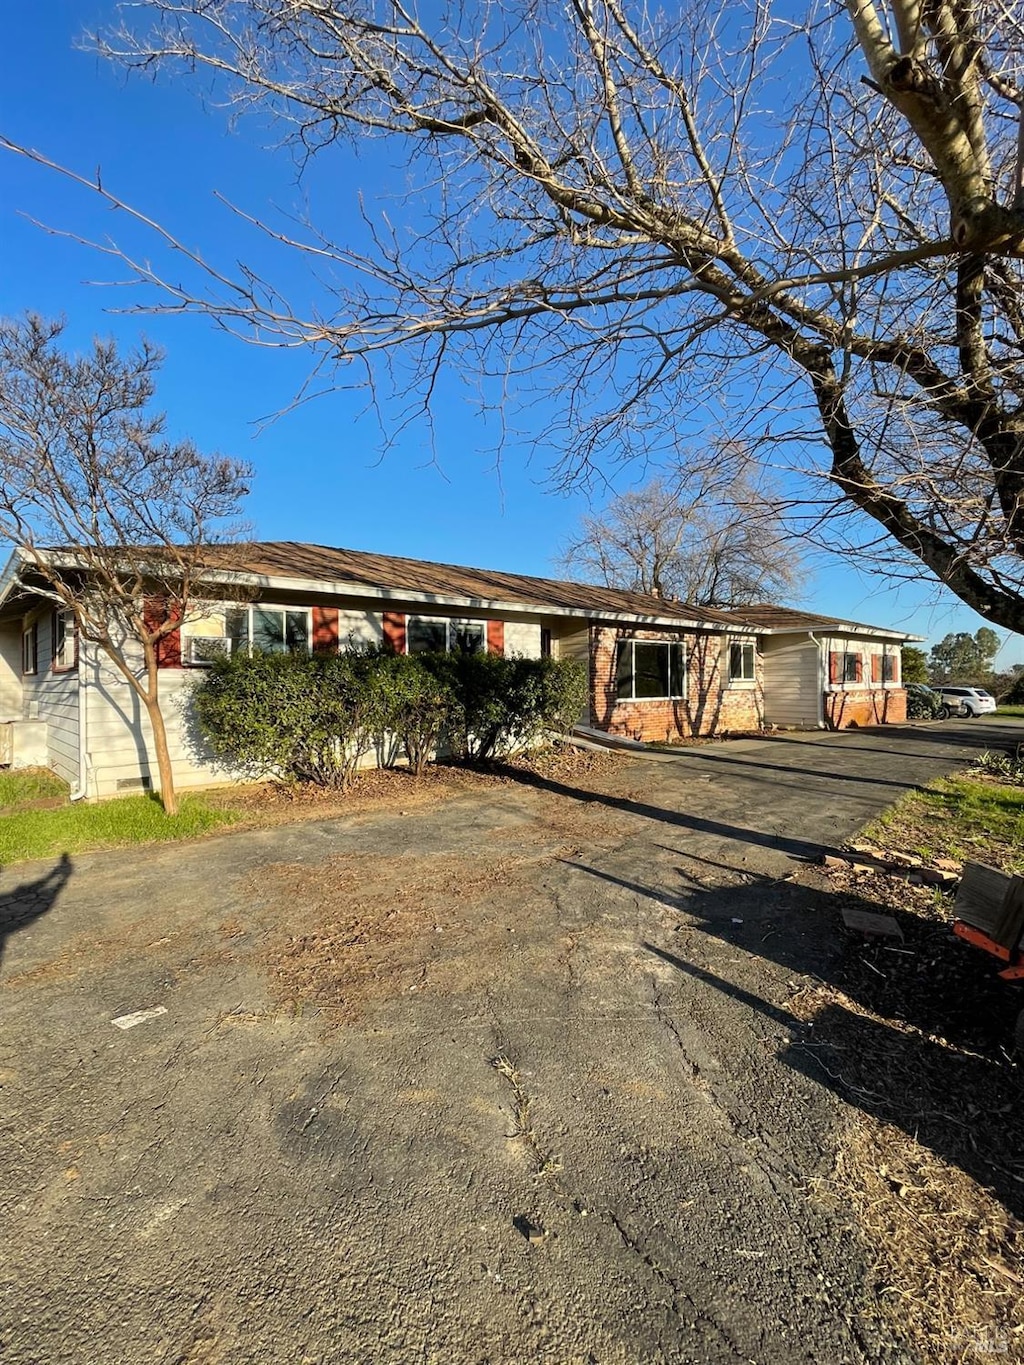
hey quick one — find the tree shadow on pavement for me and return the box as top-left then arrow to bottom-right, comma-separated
0,852 -> 73,976
489,763 -> 830,862
567,857 -> 1024,1220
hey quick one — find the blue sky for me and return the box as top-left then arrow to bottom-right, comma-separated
1,3 -> 1021,667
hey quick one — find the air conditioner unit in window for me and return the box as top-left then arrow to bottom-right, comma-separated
186,635 -> 233,666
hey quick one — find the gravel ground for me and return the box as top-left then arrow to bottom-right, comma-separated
2,718 -> 1021,1365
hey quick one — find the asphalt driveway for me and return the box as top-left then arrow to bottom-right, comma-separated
2,718 -> 1021,1364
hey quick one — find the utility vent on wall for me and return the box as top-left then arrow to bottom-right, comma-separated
116,775 -> 153,791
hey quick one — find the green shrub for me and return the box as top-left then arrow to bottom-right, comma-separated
191,645 -> 588,785
421,651 -> 587,761
357,647 -> 455,776
191,650 -> 375,789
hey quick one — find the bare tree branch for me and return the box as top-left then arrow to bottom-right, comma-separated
0,314 -> 253,813
4,0 -> 1024,626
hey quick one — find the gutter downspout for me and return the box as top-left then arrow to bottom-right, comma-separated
69,649 -> 89,801
808,632 -> 825,728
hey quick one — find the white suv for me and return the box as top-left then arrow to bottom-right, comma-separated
935,686 -> 997,718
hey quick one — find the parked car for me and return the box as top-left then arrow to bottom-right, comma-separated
934,686 -> 997,718
905,683 -> 944,719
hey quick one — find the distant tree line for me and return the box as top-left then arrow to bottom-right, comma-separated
903,631 -> 1024,701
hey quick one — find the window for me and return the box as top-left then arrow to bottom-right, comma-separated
52,610 -> 76,671
21,621 -> 37,676
225,606 -> 310,655
615,640 -> 686,700
882,652 -> 897,683
729,640 -> 756,683
407,617 -> 485,655
830,650 -> 862,685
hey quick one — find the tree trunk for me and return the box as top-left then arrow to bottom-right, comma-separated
143,688 -> 179,816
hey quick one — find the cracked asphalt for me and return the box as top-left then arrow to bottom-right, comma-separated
2,717 -> 1021,1365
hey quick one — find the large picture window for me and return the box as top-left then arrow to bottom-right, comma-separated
226,606 -> 310,655
615,640 -> 686,701
407,617 -> 485,655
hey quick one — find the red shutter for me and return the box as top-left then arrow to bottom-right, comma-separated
828,651 -> 839,685
871,654 -> 881,683
382,611 -> 406,654
143,596 -> 182,668
486,620 -> 505,655
891,652 -> 900,683
312,605 -> 340,653
854,653 -> 863,683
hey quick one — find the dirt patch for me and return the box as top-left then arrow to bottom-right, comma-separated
209,747 -> 620,825
256,851 -> 543,1023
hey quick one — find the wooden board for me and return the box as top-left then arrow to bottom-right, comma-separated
954,862 -> 1024,951
841,907 -> 904,941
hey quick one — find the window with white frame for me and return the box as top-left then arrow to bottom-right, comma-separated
52,609 -> 77,671
882,651 -> 898,683
728,639 -> 756,683
225,606 -> 311,655
407,616 -> 485,655
615,640 -> 686,700
21,621 -> 37,676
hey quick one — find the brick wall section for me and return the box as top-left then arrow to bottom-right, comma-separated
825,689 -> 907,729
590,625 -> 764,742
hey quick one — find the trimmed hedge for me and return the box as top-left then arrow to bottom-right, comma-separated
191,645 -> 587,786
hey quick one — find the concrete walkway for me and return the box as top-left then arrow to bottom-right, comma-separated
1,717 -> 1020,1365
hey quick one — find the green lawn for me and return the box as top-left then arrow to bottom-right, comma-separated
865,774 -> 1024,874
0,792 -> 241,864
996,704 -> 1024,717
0,767 -> 70,808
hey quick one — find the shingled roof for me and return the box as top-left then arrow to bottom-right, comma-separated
230,541 -> 743,627
3,541 -> 919,639
723,603 -> 918,639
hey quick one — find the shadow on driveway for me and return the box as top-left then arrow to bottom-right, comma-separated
0,853 -> 73,976
568,855 -> 1024,1221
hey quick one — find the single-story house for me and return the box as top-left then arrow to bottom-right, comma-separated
0,542 -> 919,799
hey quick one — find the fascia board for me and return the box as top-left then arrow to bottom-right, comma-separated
0,547 -> 28,610
757,624 -> 924,643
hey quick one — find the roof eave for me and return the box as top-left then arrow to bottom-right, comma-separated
754,622 -> 925,642
0,548 -> 28,612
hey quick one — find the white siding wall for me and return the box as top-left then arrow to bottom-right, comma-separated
504,621 -> 542,657
762,636 -> 821,728
0,626 -> 23,717
21,612 -> 81,786
84,639 -> 243,799
337,609 -> 384,649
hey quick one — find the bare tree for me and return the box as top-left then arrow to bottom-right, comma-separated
0,314 -> 252,815
558,458 -> 804,605
6,0 -> 1024,625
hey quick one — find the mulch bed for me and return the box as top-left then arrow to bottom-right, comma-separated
799,857 -> 1024,1362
